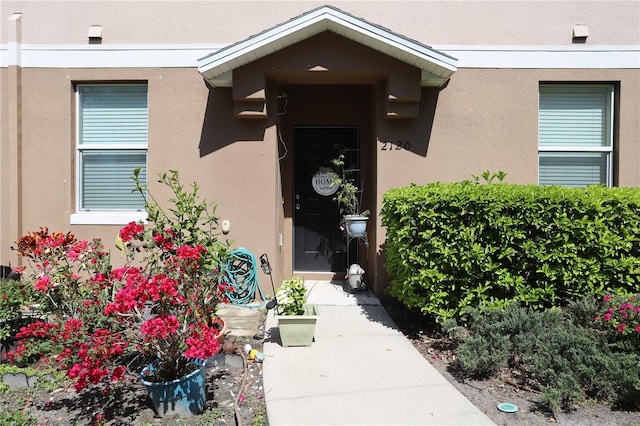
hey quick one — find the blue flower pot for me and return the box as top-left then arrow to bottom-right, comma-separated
345,215 -> 368,236
141,362 -> 207,416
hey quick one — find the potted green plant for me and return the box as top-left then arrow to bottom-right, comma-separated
274,277 -> 318,347
330,154 -> 369,236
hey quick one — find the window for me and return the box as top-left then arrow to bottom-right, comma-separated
538,84 -> 614,187
72,84 -> 148,224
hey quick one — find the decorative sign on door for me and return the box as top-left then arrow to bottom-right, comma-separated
312,167 -> 339,196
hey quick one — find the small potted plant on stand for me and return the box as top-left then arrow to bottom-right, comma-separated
274,278 -> 318,347
330,154 -> 369,236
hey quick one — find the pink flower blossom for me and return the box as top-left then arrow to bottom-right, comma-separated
184,323 -> 222,360
34,275 -> 51,291
119,222 -> 144,243
176,244 -> 204,260
67,240 -> 89,261
141,315 -> 180,340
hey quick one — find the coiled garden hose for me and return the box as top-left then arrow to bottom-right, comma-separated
222,248 -> 267,307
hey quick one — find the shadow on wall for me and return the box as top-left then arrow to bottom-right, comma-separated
372,85 -> 444,294
198,85 -> 271,157
378,85 -> 444,158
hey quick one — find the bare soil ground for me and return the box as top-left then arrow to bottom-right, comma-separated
4,304 -> 640,425
384,301 -> 640,426
0,316 -> 268,426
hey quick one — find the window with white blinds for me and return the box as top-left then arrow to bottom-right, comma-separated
538,84 -> 614,187
77,84 -> 148,211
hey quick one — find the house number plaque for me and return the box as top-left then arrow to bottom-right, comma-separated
380,140 -> 411,151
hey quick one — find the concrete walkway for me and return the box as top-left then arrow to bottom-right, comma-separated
263,281 -> 495,425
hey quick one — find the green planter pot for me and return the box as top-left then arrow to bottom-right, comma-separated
275,304 -> 319,347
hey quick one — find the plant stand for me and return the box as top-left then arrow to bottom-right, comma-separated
346,232 -> 368,267
345,230 -> 368,289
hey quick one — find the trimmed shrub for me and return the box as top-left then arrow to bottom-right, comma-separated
382,181 -> 640,321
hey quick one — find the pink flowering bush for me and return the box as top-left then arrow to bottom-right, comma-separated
7,169 -> 231,390
12,228 -> 112,318
595,294 -> 640,338
9,229 -> 125,390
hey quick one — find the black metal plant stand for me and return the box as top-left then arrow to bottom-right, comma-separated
346,231 -> 368,270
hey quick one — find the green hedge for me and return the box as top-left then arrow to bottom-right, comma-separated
381,182 -> 640,321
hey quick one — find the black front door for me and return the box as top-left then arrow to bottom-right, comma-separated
294,127 -> 358,272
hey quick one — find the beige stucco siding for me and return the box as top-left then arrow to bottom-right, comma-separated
372,67 -> 640,289
1,1 -> 638,293
377,67 -> 640,191
2,1 -> 638,46
12,67 -> 279,272
5,64 -> 640,289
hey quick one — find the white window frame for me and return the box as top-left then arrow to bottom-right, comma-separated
71,83 -> 148,225
538,84 -> 614,187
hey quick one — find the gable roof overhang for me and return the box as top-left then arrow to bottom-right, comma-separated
197,5 -> 458,88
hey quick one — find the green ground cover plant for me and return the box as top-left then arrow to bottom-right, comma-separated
449,297 -> 640,411
0,278 -> 38,351
0,410 -> 36,425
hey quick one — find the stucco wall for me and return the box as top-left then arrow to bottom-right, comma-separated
11,67 -> 280,278
4,64 -> 640,290
372,67 -> 640,290
0,67 -> 8,264
1,1 -> 638,293
1,1 -> 638,46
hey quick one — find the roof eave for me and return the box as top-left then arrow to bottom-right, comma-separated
197,6 -> 457,88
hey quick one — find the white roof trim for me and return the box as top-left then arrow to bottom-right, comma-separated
197,5 -> 457,87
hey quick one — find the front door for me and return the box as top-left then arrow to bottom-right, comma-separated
294,127 -> 359,272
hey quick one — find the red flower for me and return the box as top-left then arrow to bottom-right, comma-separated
176,244 -> 204,260
184,323 -> 221,360
11,171 -> 229,391
119,222 -> 144,243
67,240 -> 89,261
34,275 -> 52,291
140,315 -> 180,340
